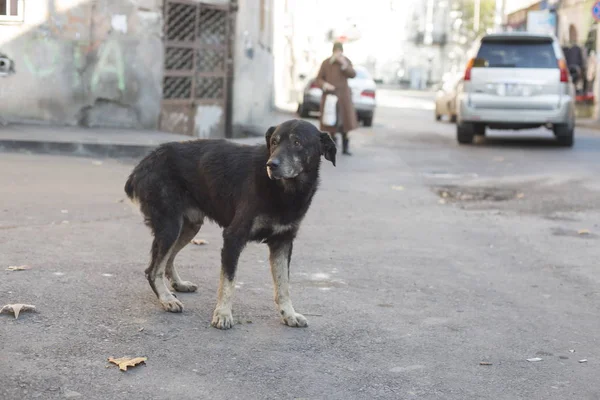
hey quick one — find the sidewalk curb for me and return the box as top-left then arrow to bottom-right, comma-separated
0,139 -> 155,159
0,136 -> 265,159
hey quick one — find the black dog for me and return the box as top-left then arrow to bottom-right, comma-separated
125,120 -> 336,329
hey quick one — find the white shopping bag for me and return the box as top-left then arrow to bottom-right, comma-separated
322,94 -> 338,127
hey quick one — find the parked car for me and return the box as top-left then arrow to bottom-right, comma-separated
456,32 -> 576,146
298,65 -> 377,126
434,72 -> 463,122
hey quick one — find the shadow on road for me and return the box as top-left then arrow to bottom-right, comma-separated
468,134 -> 600,151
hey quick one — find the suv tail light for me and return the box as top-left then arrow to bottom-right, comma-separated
361,90 -> 375,98
558,59 -> 569,82
464,58 -> 475,81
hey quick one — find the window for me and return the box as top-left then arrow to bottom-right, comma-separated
0,0 -> 24,22
476,40 -> 558,69
354,67 -> 372,80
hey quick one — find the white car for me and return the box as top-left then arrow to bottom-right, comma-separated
434,73 -> 463,122
297,65 -> 377,126
456,32 -> 576,146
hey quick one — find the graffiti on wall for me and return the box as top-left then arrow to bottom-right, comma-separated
22,35 -> 61,78
0,5 -> 166,128
90,40 -> 126,93
21,11 -> 129,96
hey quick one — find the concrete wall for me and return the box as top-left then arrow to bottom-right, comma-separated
0,0 -> 164,128
0,0 -> 273,137
232,0 -> 274,136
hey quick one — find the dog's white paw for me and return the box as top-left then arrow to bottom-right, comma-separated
211,309 -> 234,330
160,294 -> 184,313
281,311 -> 308,328
172,280 -> 198,293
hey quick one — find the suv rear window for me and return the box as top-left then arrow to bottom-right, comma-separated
476,40 -> 557,69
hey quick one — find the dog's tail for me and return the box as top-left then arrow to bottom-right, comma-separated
124,173 -> 136,200
124,171 -> 143,216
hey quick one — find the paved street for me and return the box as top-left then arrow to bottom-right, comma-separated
2,89 -> 600,399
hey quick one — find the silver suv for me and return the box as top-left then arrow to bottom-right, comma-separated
456,32 -> 576,146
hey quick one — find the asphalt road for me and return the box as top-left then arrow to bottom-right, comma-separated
2,89 -> 600,399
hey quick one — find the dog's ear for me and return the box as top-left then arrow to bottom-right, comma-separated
319,132 -> 337,167
265,126 -> 277,150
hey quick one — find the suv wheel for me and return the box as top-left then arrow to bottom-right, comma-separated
553,123 -> 574,147
457,123 -> 475,144
474,123 -> 486,136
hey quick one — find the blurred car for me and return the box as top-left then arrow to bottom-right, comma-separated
434,72 -> 463,122
297,65 -> 377,126
456,32 -> 576,146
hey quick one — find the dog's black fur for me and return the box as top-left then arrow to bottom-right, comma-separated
125,119 -> 336,329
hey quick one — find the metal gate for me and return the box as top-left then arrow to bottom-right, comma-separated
160,1 -> 232,136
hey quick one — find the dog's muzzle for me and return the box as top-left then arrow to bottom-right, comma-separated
266,158 -> 299,180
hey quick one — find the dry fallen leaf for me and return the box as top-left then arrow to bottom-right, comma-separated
577,229 -> 591,235
191,239 -> 209,245
391,185 -> 405,191
108,356 -> 148,371
0,304 -> 36,319
516,193 -> 525,199
6,265 -> 31,271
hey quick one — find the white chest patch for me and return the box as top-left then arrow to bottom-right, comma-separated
250,216 -> 297,237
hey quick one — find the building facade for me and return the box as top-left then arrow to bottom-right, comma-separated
0,0 -> 273,138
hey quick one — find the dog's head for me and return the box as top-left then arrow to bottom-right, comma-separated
265,120 -> 336,180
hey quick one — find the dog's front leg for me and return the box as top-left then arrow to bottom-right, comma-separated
211,228 -> 247,330
269,238 -> 308,328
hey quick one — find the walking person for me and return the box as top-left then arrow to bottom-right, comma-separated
316,42 -> 358,155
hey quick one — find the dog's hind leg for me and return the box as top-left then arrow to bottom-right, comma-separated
268,237 -> 307,327
166,218 -> 203,293
145,218 -> 184,313
211,225 -> 249,330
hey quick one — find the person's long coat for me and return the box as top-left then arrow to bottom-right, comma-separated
315,56 -> 358,134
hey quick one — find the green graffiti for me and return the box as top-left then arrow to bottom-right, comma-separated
90,40 -> 125,93
23,36 -> 61,77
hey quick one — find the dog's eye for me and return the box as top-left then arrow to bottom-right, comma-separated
294,140 -> 301,147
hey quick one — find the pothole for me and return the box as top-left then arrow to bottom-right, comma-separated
434,185 -> 520,202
